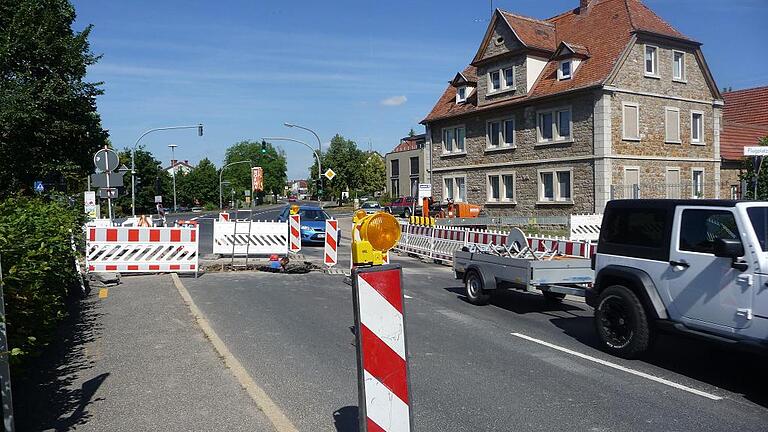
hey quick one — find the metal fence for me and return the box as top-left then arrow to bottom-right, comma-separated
607,181 -> 721,200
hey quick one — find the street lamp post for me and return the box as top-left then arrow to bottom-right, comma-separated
168,144 -> 178,213
284,123 -> 323,197
262,136 -> 322,204
131,124 -> 203,217
219,160 -> 253,210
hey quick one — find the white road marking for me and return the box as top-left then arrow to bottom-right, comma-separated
404,294 -> 413,299
510,332 -> 722,401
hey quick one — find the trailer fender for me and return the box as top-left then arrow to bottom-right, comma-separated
594,265 -> 668,320
465,265 -> 497,290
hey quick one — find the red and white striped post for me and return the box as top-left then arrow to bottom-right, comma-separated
352,265 -> 413,432
324,219 -> 338,267
289,214 -> 301,252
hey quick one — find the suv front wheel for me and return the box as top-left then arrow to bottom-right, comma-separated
594,285 -> 651,359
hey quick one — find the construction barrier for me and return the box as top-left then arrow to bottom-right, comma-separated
86,226 -> 199,274
352,265 -> 412,432
324,219 -> 338,267
394,224 -> 595,264
569,214 -> 603,241
213,220 -> 288,256
289,214 -> 301,252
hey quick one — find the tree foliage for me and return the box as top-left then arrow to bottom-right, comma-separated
115,147 -> 171,215
740,136 -> 768,199
0,195 -> 84,362
223,141 -> 287,203
177,158 -> 219,206
358,153 -> 386,196
0,0 -> 108,197
323,135 -> 365,203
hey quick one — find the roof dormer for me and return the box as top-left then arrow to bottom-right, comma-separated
450,71 -> 476,104
553,42 -> 589,81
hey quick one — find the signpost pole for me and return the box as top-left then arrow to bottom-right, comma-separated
0,254 -> 15,432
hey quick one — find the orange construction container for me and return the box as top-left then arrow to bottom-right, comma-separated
455,203 -> 481,218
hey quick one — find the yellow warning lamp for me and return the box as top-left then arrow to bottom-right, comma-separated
351,209 -> 401,266
290,204 -> 300,215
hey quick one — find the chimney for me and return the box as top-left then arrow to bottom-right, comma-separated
170,159 -> 177,167
580,0 -> 590,12
184,160 -> 188,164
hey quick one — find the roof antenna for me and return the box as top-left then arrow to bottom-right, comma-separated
474,0 -> 493,23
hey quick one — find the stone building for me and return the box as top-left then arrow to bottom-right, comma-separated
385,134 -> 427,197
421,0 -> 723,216
720,86 -> 768,199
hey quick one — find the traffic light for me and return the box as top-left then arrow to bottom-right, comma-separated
155,176 -> 162,195
351,209 -> 401,266
261,140 -> 268,154
197,124 -> 204,136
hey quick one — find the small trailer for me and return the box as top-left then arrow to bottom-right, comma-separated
452,228 -> 593,304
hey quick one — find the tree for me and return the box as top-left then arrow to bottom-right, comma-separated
740,136 -> 768,199
408,128 -> 416,138
358,153 -> 386,196
177,158 -> 218,206
323,135 -> 364,204
114,146 -> 171,215
0,0 -> 109,197
223,141 -> 287,204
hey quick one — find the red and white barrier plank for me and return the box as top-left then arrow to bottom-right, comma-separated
352,265 -> 413,432
324,219 -> 338,267
289,214 -> 301,252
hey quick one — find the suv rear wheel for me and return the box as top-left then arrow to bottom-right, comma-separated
464,270 -> 491,305
594,285 -> 651,359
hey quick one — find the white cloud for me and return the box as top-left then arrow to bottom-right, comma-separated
381,95 -> 407,106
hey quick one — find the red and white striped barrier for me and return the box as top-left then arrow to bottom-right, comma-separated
218,212 -> 230,222
352,265 -> 412,432
86,226 -> 199,275
213,220 -> 288,256
324,219 -> 338,267
289,214 -> 301,252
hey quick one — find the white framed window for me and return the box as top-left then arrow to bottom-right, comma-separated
730,185 -> 739,200
442,126 -> 466,154
443,175 -> 466,202
538,168 -> 573,203
622,102 -> 640,141
486,117 -> 515,149
644,45 -> 658,77
691,168 -> 704,198
673,50 -> 686,81
487,172 -> 516,203
624,167 -> 641,199
691,110 -> 704,144
537,107 -> 572,143
664,107 -> 681,143
558,60 -> 572,80
503,67 -> 515,88
390,178 -> 399,197
666,168 -> 681,199
456,86 -> 467,103
489,70 -> 501,92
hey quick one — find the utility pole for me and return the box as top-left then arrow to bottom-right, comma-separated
168,144 -> 178,212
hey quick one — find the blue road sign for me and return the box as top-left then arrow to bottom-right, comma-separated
34,181 -> 44,193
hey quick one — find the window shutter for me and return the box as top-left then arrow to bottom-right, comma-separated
624,105 -> 639,139
665,109 -> 679,142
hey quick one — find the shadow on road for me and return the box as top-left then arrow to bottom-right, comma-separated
443,286 -> 586,315
12,293 -> 104,431
333,405 -> 359,431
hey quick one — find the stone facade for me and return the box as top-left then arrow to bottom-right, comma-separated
720,160 -> 743,199
476,55 -> 528,106
478,20 -> 524,62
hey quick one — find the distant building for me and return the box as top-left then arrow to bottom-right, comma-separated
165,159 -> 194,175
720,86 -> 768,198
290,179 -> 308,199
385,134 -> 427,197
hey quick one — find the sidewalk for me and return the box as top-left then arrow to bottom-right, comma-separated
13,274 -> 273,431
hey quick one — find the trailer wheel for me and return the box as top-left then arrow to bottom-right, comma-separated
594,285 -> 651,359
403,207 -> 412,218
543,292 -> 566,303
464,270 -> 491,305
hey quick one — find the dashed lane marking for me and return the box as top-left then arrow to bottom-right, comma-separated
511,332 -> 722,401
404,294 -> 413,299
98,288 -> 108,299
172,274 -> 299,432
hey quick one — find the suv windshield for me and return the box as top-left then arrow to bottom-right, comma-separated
300,209 -> 329,221
747,207 -> 768,251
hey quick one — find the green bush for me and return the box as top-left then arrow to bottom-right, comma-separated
0,195 -> 85,362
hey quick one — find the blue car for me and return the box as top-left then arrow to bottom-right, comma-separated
278,205 -> 335,245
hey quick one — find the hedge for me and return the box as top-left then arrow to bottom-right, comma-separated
0,196 -> 84,362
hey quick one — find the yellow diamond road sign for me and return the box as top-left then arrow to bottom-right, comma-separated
324,168 -> 336,181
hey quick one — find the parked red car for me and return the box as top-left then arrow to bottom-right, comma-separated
385,197 -> 421,218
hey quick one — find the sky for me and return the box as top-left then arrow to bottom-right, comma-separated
72,0 -> 768,179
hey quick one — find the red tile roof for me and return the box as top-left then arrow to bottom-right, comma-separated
423,0 -> 699,124
723,86 -> 768,128
721,86 -> 768,160
391,139 -> 423,153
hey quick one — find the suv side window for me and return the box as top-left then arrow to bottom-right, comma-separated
679,209 -> 739,254
602,208 -> 666,248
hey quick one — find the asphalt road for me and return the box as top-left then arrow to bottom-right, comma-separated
181,251 -> 768,431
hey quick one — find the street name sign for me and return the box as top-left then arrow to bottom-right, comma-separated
744,146 -> 768,156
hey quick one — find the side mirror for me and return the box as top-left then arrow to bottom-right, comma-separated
713,238 -> 744,259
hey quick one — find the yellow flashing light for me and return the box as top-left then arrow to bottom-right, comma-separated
290,204 -> 300,215
351,211 -> 401,266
